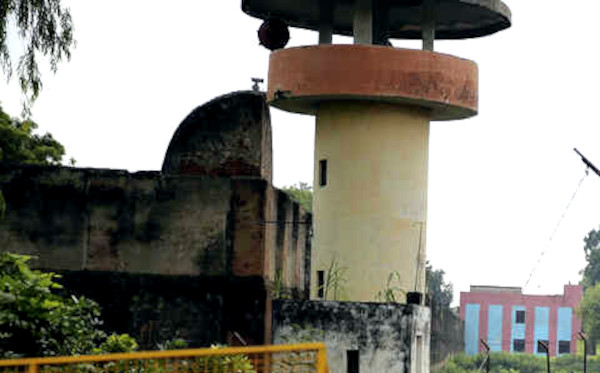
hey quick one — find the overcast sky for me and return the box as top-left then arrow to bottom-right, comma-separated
2,1 -> 600,304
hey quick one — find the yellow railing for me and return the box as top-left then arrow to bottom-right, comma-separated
0,343 -> 329,373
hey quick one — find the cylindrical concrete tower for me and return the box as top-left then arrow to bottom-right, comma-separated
243,0 -> 511,303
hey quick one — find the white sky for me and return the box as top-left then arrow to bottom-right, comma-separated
2,1 -> 600,304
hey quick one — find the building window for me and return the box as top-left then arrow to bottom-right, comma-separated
537,340 -> 549,353
558,341 -> 571,354
319,159 -> 327,187
516,310 -> 525,324
513,339 -> 525,352
317,270 -> 325,298
347,350 -> 359,373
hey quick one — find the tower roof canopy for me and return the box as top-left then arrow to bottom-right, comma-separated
242,0 -> 511,40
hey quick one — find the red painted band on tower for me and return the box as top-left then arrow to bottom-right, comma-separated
267,45 -> 479,121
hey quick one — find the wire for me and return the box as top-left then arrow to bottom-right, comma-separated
523,168 -> 589,290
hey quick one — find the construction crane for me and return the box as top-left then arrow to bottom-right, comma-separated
575,148 -> 600,179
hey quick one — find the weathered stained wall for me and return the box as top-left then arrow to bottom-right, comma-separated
273,300 -> 430,373
0,90 -> 313,348
162,91 -> 272,183
0,91 -> 309,292
0,169 -> 310,288
0,165 -> 246,275
56,270 -> 267,349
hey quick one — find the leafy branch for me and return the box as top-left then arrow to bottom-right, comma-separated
1,0 -> 75,114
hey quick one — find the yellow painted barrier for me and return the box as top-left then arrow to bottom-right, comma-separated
0,343 -> 329,373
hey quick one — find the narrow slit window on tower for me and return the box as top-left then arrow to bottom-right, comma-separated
347,350 -> 359,373
319,159 -> 328,187
317,270 -> 325,298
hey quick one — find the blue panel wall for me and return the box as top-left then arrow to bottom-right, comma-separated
557,307 -> 572,355
511,306 -> 525,353
534,307 -> 550,355
465,304 -> 481,355
488,305 -> 503,351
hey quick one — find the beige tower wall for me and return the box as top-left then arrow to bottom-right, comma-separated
311,101 -> 430,302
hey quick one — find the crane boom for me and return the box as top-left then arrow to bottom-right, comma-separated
574,148 -> 600,179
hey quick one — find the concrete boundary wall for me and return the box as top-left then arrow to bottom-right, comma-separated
272,300 -> 430,373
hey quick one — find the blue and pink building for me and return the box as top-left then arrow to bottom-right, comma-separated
460,284 -> 583,356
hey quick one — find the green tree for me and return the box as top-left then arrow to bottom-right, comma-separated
1,0 -> 75,112
580,283 -> 600,354
426,262 -> 453,307
0,253 -> 134,358
0,105 -> 66,219
582,227 -> 600,289
0,105 -> 65,165
282,182 -> 312,212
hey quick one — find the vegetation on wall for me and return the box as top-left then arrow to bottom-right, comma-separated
375,272 -> 405,303
270,270 -> 292,300
320,259 -> 348,301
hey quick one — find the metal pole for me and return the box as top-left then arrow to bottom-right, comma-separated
584,339 -> 587,373
480,339 -> 490,373
538,340 -> 551,373
579,332 -> 588,373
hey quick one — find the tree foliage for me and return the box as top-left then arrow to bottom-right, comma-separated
0,104 -> 65,165
426,262 -> 453,307
1,0 -> 75,112
582,227 -> 600,290
580,283 -> 600,350
0,105 -> 66,218
282,182 -> 312,212
0,253 -> 135,358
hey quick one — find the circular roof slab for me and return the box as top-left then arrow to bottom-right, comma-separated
242,0 -> 511,40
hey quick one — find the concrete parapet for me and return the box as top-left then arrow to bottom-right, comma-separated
267,45 -> 478,121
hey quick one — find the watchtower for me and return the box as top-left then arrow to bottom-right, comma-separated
243,0 -> 511,303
